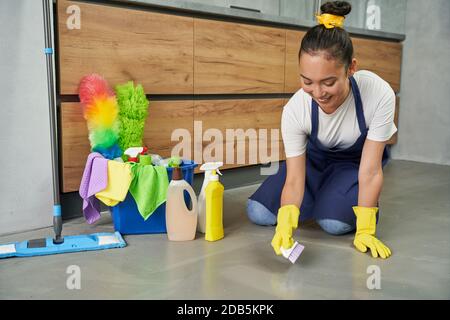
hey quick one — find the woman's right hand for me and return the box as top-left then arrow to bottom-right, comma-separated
271,205 -> 300,255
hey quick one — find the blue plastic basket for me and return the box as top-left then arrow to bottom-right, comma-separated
110,160 -> 197,235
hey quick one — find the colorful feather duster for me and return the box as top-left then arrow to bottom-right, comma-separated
78,74 -> 122,159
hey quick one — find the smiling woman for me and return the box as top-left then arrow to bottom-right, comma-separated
298,1 -> 356,114
299,53 -> 355,114
248,1 -> 397,260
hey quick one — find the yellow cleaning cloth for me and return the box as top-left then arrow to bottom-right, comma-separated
95,161 -> 133,206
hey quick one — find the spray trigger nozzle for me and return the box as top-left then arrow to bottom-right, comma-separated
199,162 -> 223,175
210,169 -> 222,176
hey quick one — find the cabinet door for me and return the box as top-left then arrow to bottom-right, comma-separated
57,0 -> 194,95
143,101 -> 194,159
284,30 -> 305,93
352,37 -> 402,92
60,100 -> 194,192
194,19 -> 286,94
60,102 -> 91,193
193,99 -> 285,170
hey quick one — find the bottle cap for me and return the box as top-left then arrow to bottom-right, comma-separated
139,154 -> 152,165
172,167 -> 183,181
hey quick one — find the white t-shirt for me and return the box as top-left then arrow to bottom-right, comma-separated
281,70 -> 397,158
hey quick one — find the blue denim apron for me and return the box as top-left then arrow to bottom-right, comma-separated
249,77 -> 389,225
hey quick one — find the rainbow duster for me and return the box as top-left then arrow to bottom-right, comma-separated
78,74 -> 122,159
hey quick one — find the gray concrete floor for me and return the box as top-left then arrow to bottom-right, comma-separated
0,160 -> 449,299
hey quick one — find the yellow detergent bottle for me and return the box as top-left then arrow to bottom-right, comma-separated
205,169 -> 224,241
198,162 -> 223,234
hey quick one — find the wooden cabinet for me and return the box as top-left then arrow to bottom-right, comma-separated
284,30 -> 305,93
143,101 -> 194,159
60,103 -> 91,193
352,37 -> 402,93
57,0 -> 403,192
58,0 -> 194,95
194,19 -> 286,94
193,99 -> 285,170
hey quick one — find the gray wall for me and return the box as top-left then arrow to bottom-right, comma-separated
0,0 -> 54,234
391,0 -> 450,165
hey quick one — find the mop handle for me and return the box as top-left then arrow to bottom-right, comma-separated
43,0 -> 63,242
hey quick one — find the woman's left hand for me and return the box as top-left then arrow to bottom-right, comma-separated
354,233 -> 392,259
353,206 -> 392,259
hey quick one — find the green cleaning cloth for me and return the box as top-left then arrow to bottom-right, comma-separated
129,163 -> 169,220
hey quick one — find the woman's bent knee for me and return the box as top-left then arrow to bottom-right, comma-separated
246,199 -> 276,226
316,218 -> 355,235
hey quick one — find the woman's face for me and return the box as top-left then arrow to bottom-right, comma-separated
299,51 -> 356,113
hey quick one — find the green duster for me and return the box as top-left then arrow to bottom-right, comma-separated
115,81 -> 150,154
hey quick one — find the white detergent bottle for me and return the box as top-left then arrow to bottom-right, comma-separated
166,167 -> 198,241
197,162 -> 223,233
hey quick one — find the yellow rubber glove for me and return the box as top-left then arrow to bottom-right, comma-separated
353,206 -> 392,259
271,205 -> 300,255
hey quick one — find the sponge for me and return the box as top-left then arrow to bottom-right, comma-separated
280,241 -> 305,264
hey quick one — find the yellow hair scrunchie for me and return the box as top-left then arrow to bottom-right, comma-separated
316,13 -> 345,29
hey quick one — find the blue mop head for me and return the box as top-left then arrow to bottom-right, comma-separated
0,232 -> 126,258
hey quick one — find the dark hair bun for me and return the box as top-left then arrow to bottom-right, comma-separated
321,1 -> 352,16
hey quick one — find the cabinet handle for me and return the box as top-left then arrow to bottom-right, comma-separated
229,5 -> 261,13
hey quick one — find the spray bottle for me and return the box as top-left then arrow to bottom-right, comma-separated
205,167 -> 224,242
124,146 -> 148,163
198,162 -> 223,233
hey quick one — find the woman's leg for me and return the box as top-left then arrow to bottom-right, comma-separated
247,161 -> 316,226
248,199 -> 354,233
316,218 -> 355,235
246,199 -> 277,226
248,162 -> 287,221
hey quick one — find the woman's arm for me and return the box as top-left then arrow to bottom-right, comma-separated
354,138 -> 392,259
358,139 -> 386,206
281,153 -> 306,208
271,153 -> 306,255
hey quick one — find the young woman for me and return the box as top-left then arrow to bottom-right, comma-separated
247,1 -> 395,259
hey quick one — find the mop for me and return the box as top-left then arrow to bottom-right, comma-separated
0,0 -> 126,258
